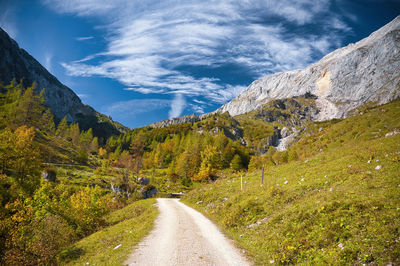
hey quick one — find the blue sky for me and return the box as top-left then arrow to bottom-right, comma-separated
0,0 -> 399,128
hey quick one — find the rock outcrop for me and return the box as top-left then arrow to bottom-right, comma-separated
0,28 -> 85,121
0,27 -> 127,139
41,169 -> 57,182
217,16 -> 400,120
150,114 -> 210,128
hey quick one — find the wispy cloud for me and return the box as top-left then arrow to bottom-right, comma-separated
190,104 -> 205,114
106,98 -> 170,115
43,0 -> 353,108
44,53 -> 52,72
77,93 -> 89,100
169,94 -> 186,119
75,36 -> 93,41
0,5 -> 17,38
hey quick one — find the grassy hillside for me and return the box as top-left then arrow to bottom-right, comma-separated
59,199 -> 158,265
183,99 -> 400,265
0,82 -> 156,265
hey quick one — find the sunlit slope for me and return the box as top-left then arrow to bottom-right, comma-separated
183,98 -> 400,265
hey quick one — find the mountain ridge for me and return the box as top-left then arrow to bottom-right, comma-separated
0,27 -> 128,140
217,15 -> 400,119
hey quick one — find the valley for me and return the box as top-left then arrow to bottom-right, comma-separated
0,7 -> 399,266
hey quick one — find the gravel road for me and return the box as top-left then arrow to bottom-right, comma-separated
125,198 -> 250,266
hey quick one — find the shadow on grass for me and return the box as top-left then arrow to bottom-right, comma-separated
58,246 -> 85,263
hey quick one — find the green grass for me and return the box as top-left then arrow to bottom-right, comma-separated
182,99 -> 400,265
58,199 -> 158,265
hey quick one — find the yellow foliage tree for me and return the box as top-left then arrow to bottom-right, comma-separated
0,126 -> 41,195
193,145 -> 220,181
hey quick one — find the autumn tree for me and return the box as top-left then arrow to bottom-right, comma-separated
79,128 -> 93,151
55,117 -> 68,138
230,154 -> 243,172
69,123 -> 80,145
129,132 -> 146,178
40,109 -> 55,134
15,85 -> 45,128
0,126 -> 41,195
194,145 -> 220,181
90,137 -> 99,154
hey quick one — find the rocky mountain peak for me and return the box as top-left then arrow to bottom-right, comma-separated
0,27 -> 86,121
217,15 -> 400,120
0,27 -> 127,139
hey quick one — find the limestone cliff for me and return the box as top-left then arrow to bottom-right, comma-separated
0,27 -> 127,139
150,114 -> 210,128
217,16 -> 400,120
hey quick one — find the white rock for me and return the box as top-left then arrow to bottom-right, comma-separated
375,165 -> 382,170
217,16 -> 400,121
385,130 -> 399,137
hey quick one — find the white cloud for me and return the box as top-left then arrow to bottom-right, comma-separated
168,94 -> 186,119
193,99 -> 207,105
76,36 -> 94,41
77,93 -> 89,100
330,17 -> 352,32
43,0 -> 352,106
44,53 -> 52,72
0,6 -> 17,38
190,104 -> 205,114
106,98 -> 170,115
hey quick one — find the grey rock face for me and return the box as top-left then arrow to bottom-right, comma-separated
0,28 -> 126,139
150,114 -> 210,128
218,16 -> 400,120
0,28 -> 86,121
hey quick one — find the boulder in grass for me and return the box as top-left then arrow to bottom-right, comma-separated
138,177 -> 150,185
141,185 -> 158,199
42,168 -> 57,182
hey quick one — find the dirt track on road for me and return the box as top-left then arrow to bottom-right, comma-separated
125,198 -> 250,266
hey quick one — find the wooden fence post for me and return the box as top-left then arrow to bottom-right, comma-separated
261,163 -> 264,185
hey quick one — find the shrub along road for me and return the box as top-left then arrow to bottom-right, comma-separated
125,198 -> 250,266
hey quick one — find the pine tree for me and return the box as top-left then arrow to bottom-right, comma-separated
40,109 -> 55,134
0,126 -> 41,195
90,137 -> 99,154
230,154 -> 242,172
79,128 -> 93,151
15,85 -> 45,128
0,82 -> 21,128
69,123 -> 80,146
56,117 -> 68,138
